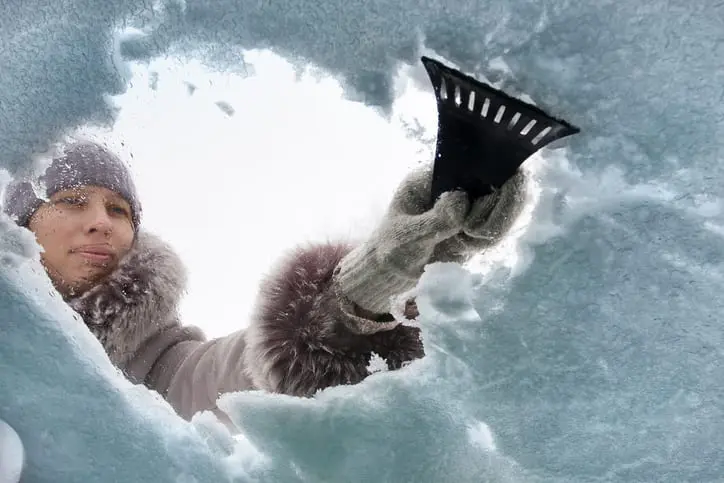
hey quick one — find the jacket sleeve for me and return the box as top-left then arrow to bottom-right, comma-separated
133,242 -> 423,421
130,325 -> 253,421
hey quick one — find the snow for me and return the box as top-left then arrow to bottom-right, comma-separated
0,420 -> 24,483
2,0 -> 724,481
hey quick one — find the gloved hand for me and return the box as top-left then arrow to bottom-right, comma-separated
332,164 -> 527,317
432,167 -> 527,264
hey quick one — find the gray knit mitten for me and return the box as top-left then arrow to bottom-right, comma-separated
332,164 -> 527,319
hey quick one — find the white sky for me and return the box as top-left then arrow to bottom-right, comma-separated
104,49 -> 440,338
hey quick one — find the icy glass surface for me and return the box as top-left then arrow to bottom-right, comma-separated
1,1 -> 723,481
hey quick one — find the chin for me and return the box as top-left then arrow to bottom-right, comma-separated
72,269 -> 110,290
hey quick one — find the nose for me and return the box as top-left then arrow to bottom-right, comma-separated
83,201 -> 113,236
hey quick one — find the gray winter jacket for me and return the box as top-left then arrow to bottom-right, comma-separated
68,234 -> 423,422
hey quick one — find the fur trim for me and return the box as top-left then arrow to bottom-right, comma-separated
243,242 -> 424,397
68,231 -> 188,368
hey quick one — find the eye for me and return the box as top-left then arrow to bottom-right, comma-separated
108,203 -> 130,217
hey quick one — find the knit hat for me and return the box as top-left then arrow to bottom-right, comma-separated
2,141 -> 142,231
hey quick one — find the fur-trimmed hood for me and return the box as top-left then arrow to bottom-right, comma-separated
67,232 -> 189,368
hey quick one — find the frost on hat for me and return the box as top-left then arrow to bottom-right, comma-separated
2,141 -> 142,230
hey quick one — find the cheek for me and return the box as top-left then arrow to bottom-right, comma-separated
113,220 -> 135,253
34,223 -> 71,264
33,223 -> 79,282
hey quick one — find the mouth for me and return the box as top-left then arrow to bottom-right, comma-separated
72,246 -> 116,264
77,251 -> 113,262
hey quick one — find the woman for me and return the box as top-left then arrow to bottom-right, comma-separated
1,140 -> 525,422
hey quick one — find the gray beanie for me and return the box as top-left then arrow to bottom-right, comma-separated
2,141 -> 142,230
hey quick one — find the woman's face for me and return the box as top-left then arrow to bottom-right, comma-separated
28,185 -> 135,297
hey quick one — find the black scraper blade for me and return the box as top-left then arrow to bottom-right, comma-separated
421,56 -> 580,201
